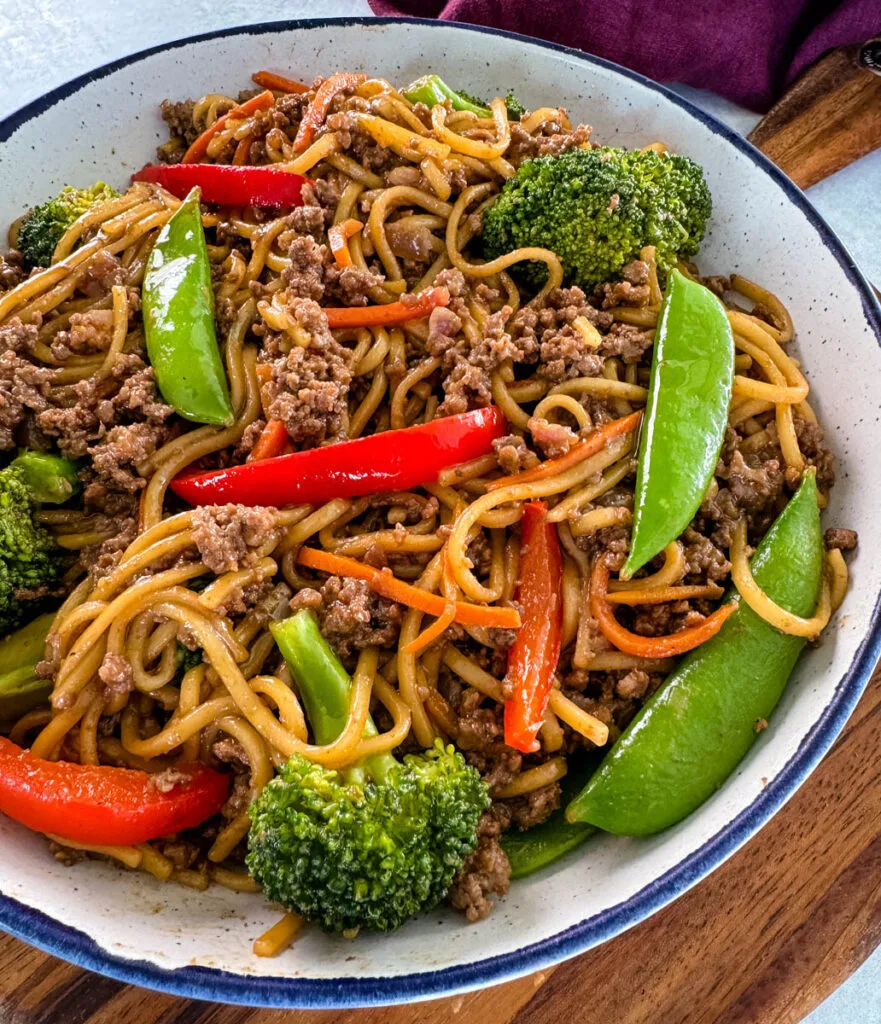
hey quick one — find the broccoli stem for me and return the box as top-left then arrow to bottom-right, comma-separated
11,451 -> 80,504
402,75 -> 492,118
270,610 -> 397,784
0,612 -> 54,727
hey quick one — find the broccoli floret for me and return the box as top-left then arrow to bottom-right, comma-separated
175,643 -> 203,676
246,610 -> 490,933
17,183 -> 119,268
504,90 -> 526,119
249,740 -> 488,933
0,452 -> 77,632
12,450 -> 80,504
403,75 -> 525,120
481,146 -> 712,291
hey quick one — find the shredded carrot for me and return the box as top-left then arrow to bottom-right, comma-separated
605,583 -> 724,606
247,419 -> 291,462
404,550 -> 458,654
182,90 -> 275,164
323,287 -> 450,329
294,73 -> 367,154
590,559 -> 736,658
297,547 -> 521,629
487,411 -> 642,491
252,70 -> 310,94
232,135 -> 252,165
327,219 -> 364,268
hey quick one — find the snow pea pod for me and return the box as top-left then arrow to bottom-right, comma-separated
567,471 -> 823,835
143,187 -> 233,426
622,269 -> 733,579
501,756 -> 598,879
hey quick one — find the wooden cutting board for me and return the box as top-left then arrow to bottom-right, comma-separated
2,40 -> 880,1024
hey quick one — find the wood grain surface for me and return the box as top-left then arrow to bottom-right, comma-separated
747,38 -> 881,189
3,42 -> 880,1024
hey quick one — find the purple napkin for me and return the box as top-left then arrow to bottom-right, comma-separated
368,0 -> 879,111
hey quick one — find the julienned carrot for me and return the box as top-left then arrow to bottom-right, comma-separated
252,70 -> 310,94
182,90 -> 275,164
297,547 -> 521,630
247,419 -> 291,462
232,135 -> 252,165
487,411 -> 643,491
590,559 -> 737,658
323,287 -> 450,328
327,219 -> 363,268
294,72 -> 367,154
605,583 -> 724,606
403,551 -> 457,654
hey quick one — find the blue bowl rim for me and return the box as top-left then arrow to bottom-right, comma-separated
1,14 -> 880,1010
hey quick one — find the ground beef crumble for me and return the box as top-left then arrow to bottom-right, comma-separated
98,653 -> 133,696
448,825 -> 512,923
493,433 -> 539,474
0,250 -> 26,291
824,528 -> 858,551
191,505 -> 280,573
150,768 -> 193,793
315,576 -> 402,657
259,298 -> 353,447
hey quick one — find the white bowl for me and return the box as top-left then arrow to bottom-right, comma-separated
1,17 -> 879,1009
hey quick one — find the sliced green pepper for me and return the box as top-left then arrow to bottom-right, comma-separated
501,756 -> 598,879
567,471 -> 823,835
622,269 -> 734,579
143,187 -> 234,427
0,613 -> 55,728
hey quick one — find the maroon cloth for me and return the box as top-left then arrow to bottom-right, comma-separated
368,0 -> 880,111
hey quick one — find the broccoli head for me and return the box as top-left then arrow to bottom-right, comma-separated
481,146 -> 712,291
18,182 -> 119,268
0,452 -> 78,633
246,609 -> 490,933
248,740 -> 488,933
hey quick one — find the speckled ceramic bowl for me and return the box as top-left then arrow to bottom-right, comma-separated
0,17 -> 879,1010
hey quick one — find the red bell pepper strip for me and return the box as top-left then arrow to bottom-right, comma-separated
0,737 -> 229,846
503,502 -> 563,754
182,90 -> 275,164
171,405 -> 506,508
323,286 -> 450,328
294,72 -> 367,153
247,418 -> 292,462
132,164 -> 311,208
252,70 -> 310,94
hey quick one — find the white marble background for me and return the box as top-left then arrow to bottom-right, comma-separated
1,1 -> 879,1019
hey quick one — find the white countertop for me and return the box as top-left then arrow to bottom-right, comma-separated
1,2 -> 879,1020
